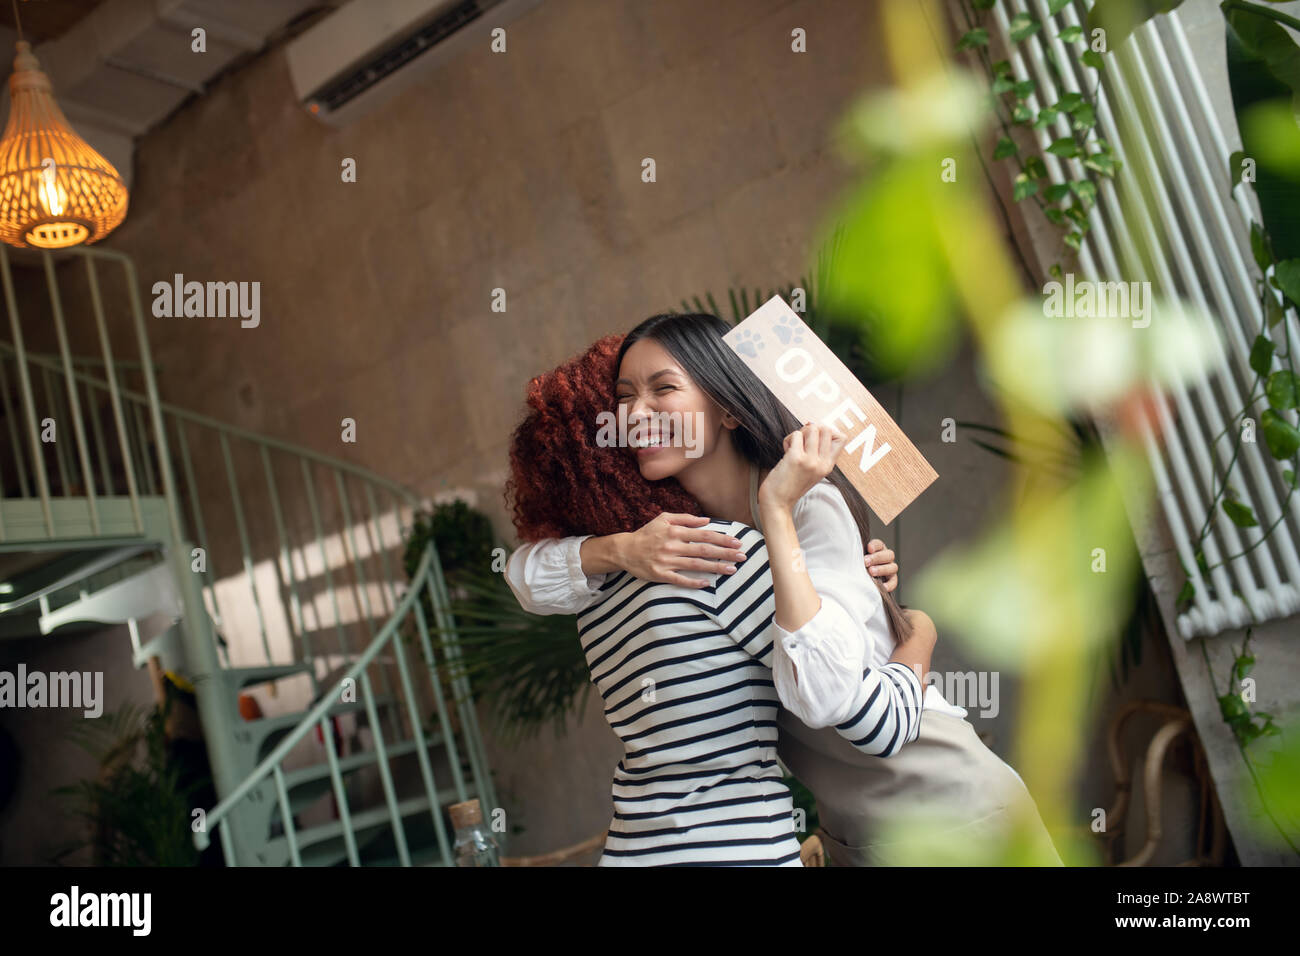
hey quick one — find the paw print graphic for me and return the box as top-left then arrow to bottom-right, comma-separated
735,328 -> 766,358
773,313 -> 804,346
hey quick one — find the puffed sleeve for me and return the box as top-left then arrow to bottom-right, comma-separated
718,511 -> 922,755
503,536 -> 608,615
770,482 -> 918,740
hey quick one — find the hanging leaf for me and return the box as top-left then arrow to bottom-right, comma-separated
1049,0 -> 1073,13
1047,137 -> 1081,157
992,59 -> 1013,77
1012,102 -> 1034,123
1045,182 -> 1072,202
1236,653 -> 1256,681
993,75 -> 1017,95
1072,103 -> 1097,129
1225,9 -> 1300,261
1086,0 -> 1188,47
1249,333 -> 1276,377
1083,150 -> 1119,176
1276,258 -> 1300,308
1081,50 -> 1105,70
1013,173 -> 1039,201
1009,13 -> 1042,42
1071,180 -> 1098,204
993,136 -> 1018,160
1266,370 -> 1300,411
1064,230 -> 1083,250
1025,155 -> 1048,179
1261,408 -> 1300,460
1223,499 -> 1259,528
1250,221 -> 1272,271
958,28 -> 990,51
1059,25 -> 1084,43
1034,107 -> 1060,129
1055,91 -> 1085,112
1266,292 -> 1285,328
1045,206 -> 1066,224
1176,577 -> 1195,607
1284,468 -> 1297,488
1218,692 -> 1248,723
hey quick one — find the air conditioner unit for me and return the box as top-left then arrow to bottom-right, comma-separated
286,0 -> 544,126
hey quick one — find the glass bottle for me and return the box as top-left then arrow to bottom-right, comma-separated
449,798 -> 500,866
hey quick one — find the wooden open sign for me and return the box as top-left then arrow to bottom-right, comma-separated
723,295 -> 937,525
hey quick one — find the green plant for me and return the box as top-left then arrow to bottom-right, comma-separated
956,0 -> 1121,276
1079,0 -> 1300,592
48,698 -> 206,866
402,500 -> 591,747
1199,625 -> 1296,854
1175,210 -> 1298,619
960,1 -> 1299,774
403,498 -> 496,581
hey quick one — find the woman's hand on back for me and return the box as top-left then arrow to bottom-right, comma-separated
615,512 -> 750,588
758,423 -> 845,513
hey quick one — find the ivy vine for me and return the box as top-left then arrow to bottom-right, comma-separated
956,0 -> 1121,275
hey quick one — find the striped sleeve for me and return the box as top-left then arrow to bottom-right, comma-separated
711,523 -> 924,757
829,660 -> 924,756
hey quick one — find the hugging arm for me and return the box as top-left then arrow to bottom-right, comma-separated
762,485 -> 927,753
505,515 -> 899,616
504,537 -> 607,615
503,515 -> 751,614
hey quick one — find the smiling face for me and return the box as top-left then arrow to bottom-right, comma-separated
614,338 -> 735,482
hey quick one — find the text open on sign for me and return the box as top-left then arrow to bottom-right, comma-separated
723,295 -> 937,525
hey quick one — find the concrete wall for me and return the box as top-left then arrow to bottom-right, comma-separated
1,0 -> 1201,864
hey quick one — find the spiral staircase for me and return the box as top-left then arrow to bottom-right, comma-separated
0,243 -> 497,866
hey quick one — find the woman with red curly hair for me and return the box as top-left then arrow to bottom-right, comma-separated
506,334 -> 703,542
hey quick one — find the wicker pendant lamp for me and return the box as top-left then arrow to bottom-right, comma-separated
0,6 -> 128,249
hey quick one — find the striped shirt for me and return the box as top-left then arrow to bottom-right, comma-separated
577,519 -> 923,866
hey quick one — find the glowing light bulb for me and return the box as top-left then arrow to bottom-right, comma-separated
38,168 -> 66,216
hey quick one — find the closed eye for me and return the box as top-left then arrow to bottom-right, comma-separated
615,386 -> 676,401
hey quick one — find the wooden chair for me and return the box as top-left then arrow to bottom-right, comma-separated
1098,700 -> 1226,866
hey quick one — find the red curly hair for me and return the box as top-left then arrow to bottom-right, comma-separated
506,334 -> 702,542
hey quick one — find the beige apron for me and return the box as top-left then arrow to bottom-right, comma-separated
749,464 -> 1062,866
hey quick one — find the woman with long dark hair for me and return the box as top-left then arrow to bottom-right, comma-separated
507,314 -> 1061,866
505,332 -> 933,865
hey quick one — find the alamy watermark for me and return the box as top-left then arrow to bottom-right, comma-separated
1043,274 -> 1151,328
0,664 -> 102,718
595,406 -> 707,458
152,273 -> 260,328
50,886 -> 150,935
924,669 -> 1000,718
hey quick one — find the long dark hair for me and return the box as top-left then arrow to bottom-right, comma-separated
614,312 -> 914,643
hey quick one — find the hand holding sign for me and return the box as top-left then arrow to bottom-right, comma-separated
724,296 -> 937,524
759,423 -> 847,511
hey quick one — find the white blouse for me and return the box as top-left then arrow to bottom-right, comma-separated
504,479 -> 967,726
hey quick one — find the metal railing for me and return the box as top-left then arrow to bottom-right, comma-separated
0,242 -> 497,864
194,541 -> 487,866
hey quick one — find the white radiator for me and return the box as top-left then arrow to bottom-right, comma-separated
987,0 -> 1300,638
